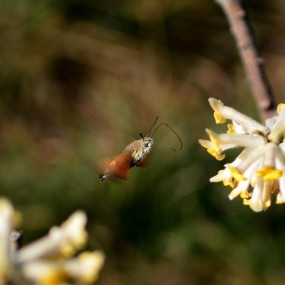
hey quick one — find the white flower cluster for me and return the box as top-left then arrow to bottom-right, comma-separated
199,98 -> 285,212
0,198 -> 105,284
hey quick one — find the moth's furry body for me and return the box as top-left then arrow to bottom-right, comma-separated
99,116 -> 181,182
123,137 -> 153,165
99,137 -> 154,181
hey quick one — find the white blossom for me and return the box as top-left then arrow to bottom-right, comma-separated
199,98 -> 285,212
0,198 -> 105,284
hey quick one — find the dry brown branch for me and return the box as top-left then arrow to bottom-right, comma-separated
216,0 -> 276,119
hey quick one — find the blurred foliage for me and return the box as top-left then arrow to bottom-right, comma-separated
1,0 -> 285,284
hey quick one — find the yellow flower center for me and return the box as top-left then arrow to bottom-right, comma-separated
256,166 -> 283,180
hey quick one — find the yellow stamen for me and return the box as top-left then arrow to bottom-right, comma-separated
240,191 -> 251,199
228,166 -> 246,182
199,139 -> 225,160
212,169 -> 236,188
243,199 -> 250,206
277,103 -> 285,113
256,166 -> 283,180
76,252 -> 105,283
207,131 -> 225,160
227,124 -> 235,134
222,177 -> 234,188
214,111 -> 227,124
200,131 -> 226,160
60,231 -> 88,257
207,148 -> 225,160
40,270 -> 67,285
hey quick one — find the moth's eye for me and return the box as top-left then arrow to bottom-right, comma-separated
144,143 -> 149,148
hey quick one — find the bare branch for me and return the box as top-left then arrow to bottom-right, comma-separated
216,0 -> 276,119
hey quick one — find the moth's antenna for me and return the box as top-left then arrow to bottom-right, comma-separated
146,116 -> 159,136
151,123 -> 182,151
139,133 -> 144,139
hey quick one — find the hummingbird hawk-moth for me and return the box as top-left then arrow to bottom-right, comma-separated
99,116 -> 182,182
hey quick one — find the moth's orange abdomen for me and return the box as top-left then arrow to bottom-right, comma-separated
99,152 -> 133,181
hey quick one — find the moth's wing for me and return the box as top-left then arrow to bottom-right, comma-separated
101,152 -> 133,181
135,155 -> 151,168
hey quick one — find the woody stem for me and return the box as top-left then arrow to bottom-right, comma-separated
216,0 -> 276,119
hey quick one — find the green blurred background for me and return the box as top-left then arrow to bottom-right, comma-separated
1,0 -> 285,284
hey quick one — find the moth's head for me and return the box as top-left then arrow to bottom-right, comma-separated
141,136 -> 154,153
129,136 -> 154,164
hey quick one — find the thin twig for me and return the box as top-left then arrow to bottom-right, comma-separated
216,0 -> 276,119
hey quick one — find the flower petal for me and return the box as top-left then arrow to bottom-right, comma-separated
208,98 -> 269,135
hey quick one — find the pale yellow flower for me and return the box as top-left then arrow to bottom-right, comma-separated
22,251 -> 105,285
16,211 -> 88,264
0,197 -> 105,284
0,199 -> 15,282
199,98 -> 285,212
